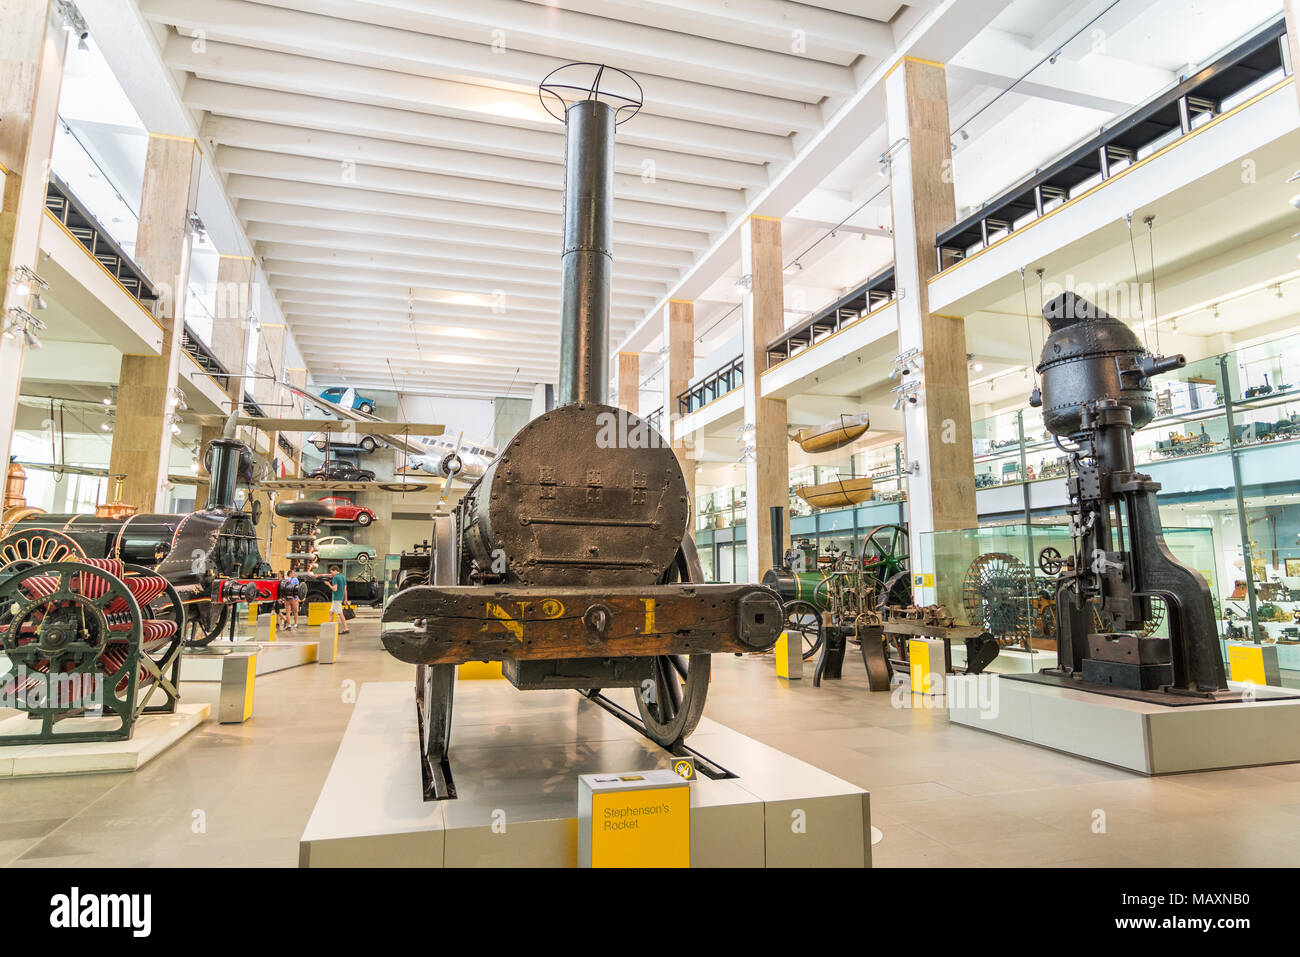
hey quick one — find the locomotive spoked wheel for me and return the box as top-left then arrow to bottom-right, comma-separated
861,524 -> 910,607
634,536 -> 711,748
415,514 -> 458,799
0,561 -> 177,738
962,553 -> 1033,644
0,529 -> 85,573
782,599 -> 824,660
0,562 -> 128,686
183,601 -> 229,648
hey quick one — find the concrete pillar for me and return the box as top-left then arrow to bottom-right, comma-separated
885,58 -> 978,595
0,0 -> 66,468
108,134 -> 202,512
252,321 -> 285,409
616,351 -> 639,415
662,299 -> 696,515
740,215 -> 789,582
209,253 -> 255,396
1287,1 -> 1300,112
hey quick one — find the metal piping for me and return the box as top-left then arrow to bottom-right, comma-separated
557,98 -> 616,406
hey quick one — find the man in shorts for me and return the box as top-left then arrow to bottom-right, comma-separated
279,570 -> 301,630
328,563 -> 350,634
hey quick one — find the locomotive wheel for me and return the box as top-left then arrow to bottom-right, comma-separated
635,537 -> 711,748
416,515 -> 457,791
861,524 -> 910,607
184,601 -> 229,648
782,599 -> 823,660
0,528 -> 85,572
962,553 -> 1033,644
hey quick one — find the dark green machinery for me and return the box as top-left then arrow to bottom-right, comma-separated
0,558 -> 184,743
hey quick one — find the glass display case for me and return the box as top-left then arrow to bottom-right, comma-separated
921,522 -> 1220,658
970,330 -> 1300,654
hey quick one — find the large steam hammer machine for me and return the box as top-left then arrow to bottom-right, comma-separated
1029,292 -> 1229,700
381,64 -> 783,799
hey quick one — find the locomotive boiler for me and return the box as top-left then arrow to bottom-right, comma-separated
381,64 -> 783,798
0,437 -> 309,647
1029,292 -> 1228,698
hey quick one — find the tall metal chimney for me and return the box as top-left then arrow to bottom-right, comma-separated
540,64 -> 643,406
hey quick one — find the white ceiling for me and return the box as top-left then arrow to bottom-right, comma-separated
133,0 -> 936,398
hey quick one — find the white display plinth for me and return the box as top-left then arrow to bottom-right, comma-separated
0,703 -> 208,777
300,680 -> 871,868
948,674 -> 1300,774
183,640 -> 318,679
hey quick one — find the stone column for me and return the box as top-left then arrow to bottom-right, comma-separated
885,58 -> 978,596
616,351 -> 639,415
1287,1 -> 1300,113
740,215 -> 789,582
662,299 -> 696,515
108,134 -> 202,512
210,253 -> 255,399
0,0 -> 66,468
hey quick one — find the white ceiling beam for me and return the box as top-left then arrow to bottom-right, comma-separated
264,268 -> 654,313
532,0 -> 893,61
140,0 -> 824,132
237,202 -> 694,269
165,38 -> 795,162
275,289 -> 644,325
258,245 -> 668,299
946,26 -> 1172,116
216,146 -> 727,232
185,80 -> 770,189
225,177 -> 711,251
202,117 -> 745,212
251,0 -> 857,100
243,226 -> 681,285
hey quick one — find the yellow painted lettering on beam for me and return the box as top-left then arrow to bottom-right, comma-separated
486,601 -> 524,641
642,598 -> 656,635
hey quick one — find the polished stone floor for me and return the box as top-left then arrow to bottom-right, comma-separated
2,611 -> 1298,867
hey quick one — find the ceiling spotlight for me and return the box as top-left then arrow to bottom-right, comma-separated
1291,195 -> 1300,210
1289,171 -> 1300,183
1048,49 -> 1061,65
1274,285 -> 1285,299
1211,304 -> 1221,320
734,274 -> 752,296
100,423 -> 110,432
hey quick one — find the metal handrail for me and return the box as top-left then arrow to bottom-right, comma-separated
677,354 -> 743,416
766,266 -> 896,368
935,15 -> 1289,269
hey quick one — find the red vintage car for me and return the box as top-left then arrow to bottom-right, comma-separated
318,496 -> 376,526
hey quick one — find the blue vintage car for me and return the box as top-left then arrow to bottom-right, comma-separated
319,387 -> 377,414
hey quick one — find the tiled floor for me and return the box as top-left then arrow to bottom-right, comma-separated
2,612 -> 1298,867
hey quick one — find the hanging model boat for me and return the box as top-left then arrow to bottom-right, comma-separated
790,412 -> 871,454
795,476 -> 874,509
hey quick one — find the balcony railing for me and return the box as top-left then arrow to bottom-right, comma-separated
935,15 -> 1290,270
677,354 -> 743,416
44,174 -> 265,416
645,406 -> 663,432
767,266 -> 896,367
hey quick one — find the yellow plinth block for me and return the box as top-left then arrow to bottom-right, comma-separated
458,660 -> 504,680
317,621 -> 338,664
1228,643 -> 1267,685
246,604 -> 258,627
774,632 -> 802,679
909,637 -> 946,695
579,769 -> 690,868
307,602 -> 330,627
266,616 -> 277,643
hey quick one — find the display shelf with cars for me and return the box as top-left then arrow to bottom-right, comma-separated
318,387 -> 377,414
314,535 -> 377,567
308,459 -> 376,483
316,496 -> 375,526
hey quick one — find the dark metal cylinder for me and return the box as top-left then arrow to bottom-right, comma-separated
770,505 -> 785,570
204,438 -> 249,511
558,99 -> 616,406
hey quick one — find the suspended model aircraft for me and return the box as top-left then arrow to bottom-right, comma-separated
401,432 -> 498,482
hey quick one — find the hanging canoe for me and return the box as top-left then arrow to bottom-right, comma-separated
791,412 -> 871,454
795,476 -> 874,509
